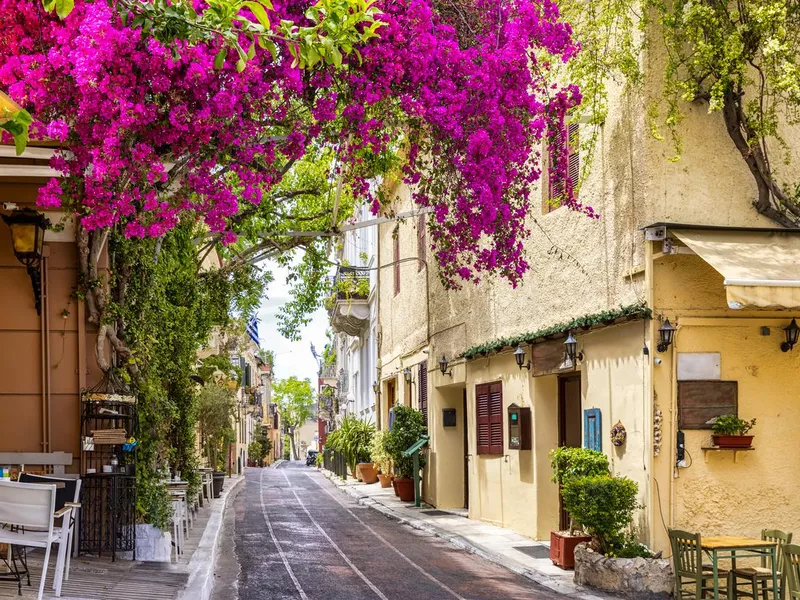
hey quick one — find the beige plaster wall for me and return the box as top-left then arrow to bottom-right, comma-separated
651,249 -> 800,553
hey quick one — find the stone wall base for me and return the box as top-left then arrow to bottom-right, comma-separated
574,544 -> 673,599
134,524 -> 173,562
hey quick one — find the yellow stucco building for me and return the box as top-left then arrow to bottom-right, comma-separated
375,41 -> 800,553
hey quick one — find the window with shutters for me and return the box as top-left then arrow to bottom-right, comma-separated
417,213 -> 426,271
476,382 -> 503,455
393,232 -> 400,295
544,122 -> 579,213
418,361 -> 428,425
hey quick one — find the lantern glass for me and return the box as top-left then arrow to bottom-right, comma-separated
514,345 -> 525,368
10,222 -> 38,255
3,209 -> 47,266
564,332 -> 577,363
657,319 -> 676,352
403,367 -> 412,383
439,356 -> 448,375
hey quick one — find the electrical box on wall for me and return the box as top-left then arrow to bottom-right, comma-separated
442,408 -> 457,427
507,404 -> 531,450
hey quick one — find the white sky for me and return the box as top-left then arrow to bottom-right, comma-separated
254,260 -> 329,384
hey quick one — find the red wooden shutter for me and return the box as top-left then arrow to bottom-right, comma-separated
393,233 -> 400,295
548,123 -> 579,206
417,213 -> 426,270
476,384 -> 491,455
476,382 -> 503,455
418,361 -> 428,426
489,383 -> 503,454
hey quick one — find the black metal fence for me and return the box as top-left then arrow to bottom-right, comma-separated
323,448 -> 347,480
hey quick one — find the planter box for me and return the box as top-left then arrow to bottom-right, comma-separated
394,477 -> 415,502
711,434 -> 753,448
574,544 -> 672,599
358,463 -> 378,484
134,524 -> 173,562
550,531 -> 592,569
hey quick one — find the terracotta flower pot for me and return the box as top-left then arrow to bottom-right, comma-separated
712,434 -> 754,448
377,473 -> 393,488
550,530 -> 592,569
392,477 -> 400,496
358,462 -> 379,484
394,477 -> 415,502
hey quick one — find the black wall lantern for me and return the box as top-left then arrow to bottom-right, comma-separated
372,380 -> 379,394
564,331 -> 583,364
656,319 -> 676,353
514,345 -> 531,370
2,208 -> 48,315
781,318 -> 800,352
439,355 -> 453,377
403,367 -> 412,384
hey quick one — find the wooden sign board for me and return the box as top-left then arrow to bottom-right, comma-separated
678,380 -> 738,429
532,339 -> 574,377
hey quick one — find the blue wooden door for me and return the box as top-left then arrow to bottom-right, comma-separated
584,408 -> 602,452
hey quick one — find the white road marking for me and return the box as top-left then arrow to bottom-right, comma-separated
287,478 -> 390,600
304,472 -> 468,600
259,468 -> 309,600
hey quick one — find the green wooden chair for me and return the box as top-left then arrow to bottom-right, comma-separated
732,529 -> 792,600
784,544 -> 800,600
670,529 -> 734,599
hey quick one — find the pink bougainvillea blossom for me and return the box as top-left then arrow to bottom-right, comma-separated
0,0 -> 590,287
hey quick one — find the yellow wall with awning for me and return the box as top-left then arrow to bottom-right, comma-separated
672,229 -> 800,309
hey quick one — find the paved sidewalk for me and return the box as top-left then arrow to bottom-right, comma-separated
322,470 -> 620,600
0,474 -> 244,600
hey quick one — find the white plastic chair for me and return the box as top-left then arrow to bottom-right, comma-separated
0,480 -> 75,599
170,499 -> 185,561
18,474 -> 82,585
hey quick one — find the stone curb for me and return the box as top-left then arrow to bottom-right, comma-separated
321,470 -> 616,600
177,474 -> 245,600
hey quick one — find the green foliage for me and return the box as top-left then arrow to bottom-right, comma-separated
710,414 -> 756,436
561,475 -> 640,555
549,447 -> 610,485
273,376 -> 314,459
315,451 -> 324,467
325,415 -> 374,477
196,384 -> 236,471
248,441 -> 264,464
0,107 -> 32,155
370,429 -> 393,474
386,405 -> 427,478
282,434 -> 291,460
461,304 -> 650,360
608,531 -> 654,559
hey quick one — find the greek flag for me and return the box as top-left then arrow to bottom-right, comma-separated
246,315 -> 259,346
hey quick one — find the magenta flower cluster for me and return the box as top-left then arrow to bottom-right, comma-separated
0,0 -> 590,287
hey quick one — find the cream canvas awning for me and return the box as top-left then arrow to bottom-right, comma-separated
672,228 -> 800,310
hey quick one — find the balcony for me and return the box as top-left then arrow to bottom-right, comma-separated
328,267 -> 371,336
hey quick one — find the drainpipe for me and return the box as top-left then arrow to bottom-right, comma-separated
375,221 -> 381,430
44,254 -> 51,452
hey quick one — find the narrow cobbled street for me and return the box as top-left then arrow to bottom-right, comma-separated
215,463 -> 569,600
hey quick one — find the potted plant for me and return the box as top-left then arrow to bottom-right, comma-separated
327,415 -> 377,482
370,429 -> 393,488
548,447 -> 610,569
710,414 -> 756,448
387,405 -> 427,502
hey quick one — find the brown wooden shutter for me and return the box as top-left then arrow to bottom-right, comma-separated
567,123 -> 580,195
417,213 -> 426,270
393,233 -> 400,295
418,361 -> 428,425
547,123 -> 579,207
476,382 -> 503,455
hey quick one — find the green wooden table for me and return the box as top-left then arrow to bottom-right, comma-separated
701,536 -> 779,600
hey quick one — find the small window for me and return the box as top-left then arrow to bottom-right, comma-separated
476,382 -> 503,455
544,122 -> 579,213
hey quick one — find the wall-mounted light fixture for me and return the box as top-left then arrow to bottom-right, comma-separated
2,208 -> 48,315
781,318 -> 800,352
403,367 -> 412,384
372,380 -> 379,394
656,319 -> 676,353
564,331 -> 583,364
439,355 -> 453,377
514,345 -> 531,370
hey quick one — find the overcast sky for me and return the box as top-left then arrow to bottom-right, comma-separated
254,260 -> 328,384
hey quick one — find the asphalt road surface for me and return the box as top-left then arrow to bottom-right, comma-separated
213,462 -> 571,600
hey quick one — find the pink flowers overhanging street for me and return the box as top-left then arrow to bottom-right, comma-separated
0,0 -> 592,287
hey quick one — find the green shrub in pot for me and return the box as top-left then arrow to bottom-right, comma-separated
386,405 -> 426,478
370,429 -> 393,475
710,414 -> 756,435
327,415 -> 374,478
